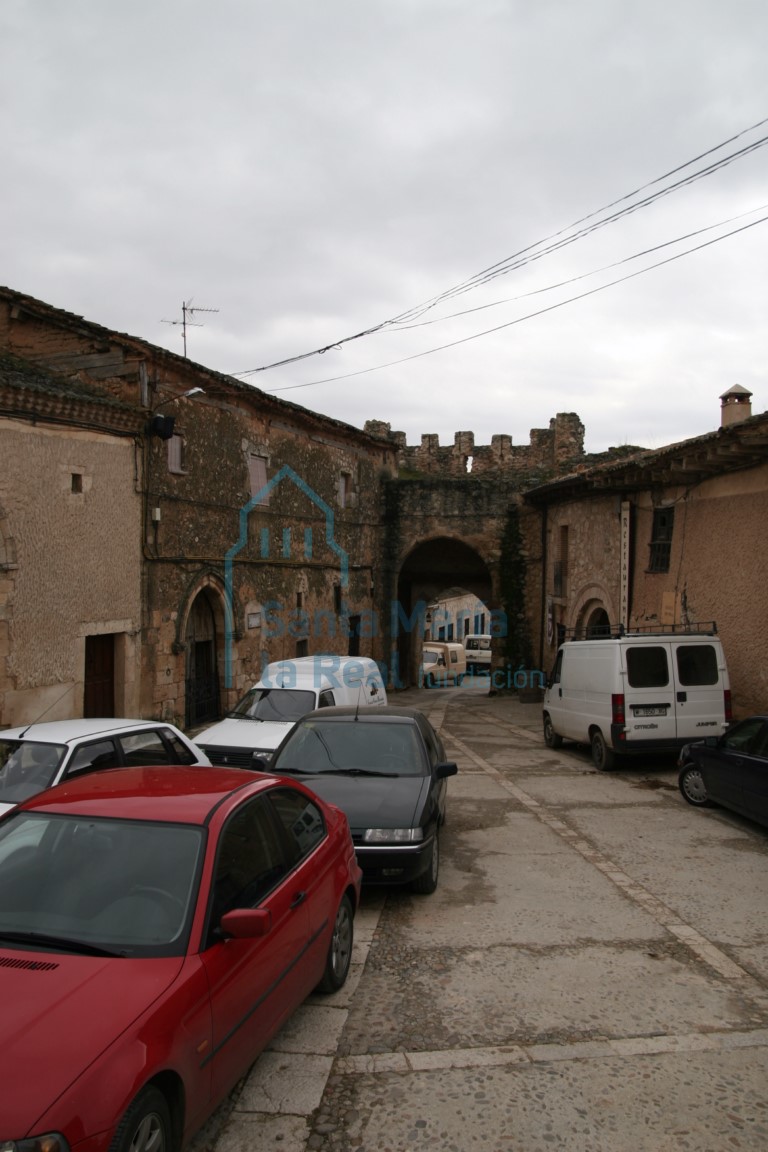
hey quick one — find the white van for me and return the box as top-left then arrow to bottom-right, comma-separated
542,626 -> 731,770
421,642 -> 467,687
196,655 -> 387,767
464,634 -> 492,674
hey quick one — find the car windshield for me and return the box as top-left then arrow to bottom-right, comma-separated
422,651 -> 439,666
0,740 -> 66,805
273,720 -> 426,776
0,812 -> 204,957
230,687 -> 317,723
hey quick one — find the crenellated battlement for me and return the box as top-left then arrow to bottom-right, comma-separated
364,413 -> 586,480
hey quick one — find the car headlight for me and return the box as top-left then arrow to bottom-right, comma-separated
362,828 -> 424,844
1,1136 -> 70,1152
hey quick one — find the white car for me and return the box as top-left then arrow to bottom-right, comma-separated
0,718 -> 211,816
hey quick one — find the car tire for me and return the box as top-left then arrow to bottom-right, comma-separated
109,1086 -> 171,1152
425,673 -> 436,689
591,729 -> 615,771
316,894 -> 354,993
543,714 -> 563,749
412,832 -> 439,895
679,763 -> 712,807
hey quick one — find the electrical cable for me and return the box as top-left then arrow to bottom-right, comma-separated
260,212 -> 768,394
230,116 -> 768,378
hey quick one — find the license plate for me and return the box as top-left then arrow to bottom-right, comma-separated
633,706 -> 667,716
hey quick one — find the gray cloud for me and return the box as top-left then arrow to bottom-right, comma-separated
2,0 -> 766,453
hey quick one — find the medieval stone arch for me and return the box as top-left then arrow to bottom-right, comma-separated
395,535 -> 497,687
175,572 -> 231,728
570,583 -> 617,640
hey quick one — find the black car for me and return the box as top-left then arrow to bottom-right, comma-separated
678,714 -> 768,827
258,706 -> 458,893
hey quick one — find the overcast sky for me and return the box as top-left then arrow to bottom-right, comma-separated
3,0 -> 767,454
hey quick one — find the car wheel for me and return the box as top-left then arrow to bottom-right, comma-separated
412,832 -> 439,895
425,673 -> 436,689
591,729 -> 615,771
316,894 -> 354,993
543,714 -> 563,749
679,763 -> 712,807
109,1086 -> 171,1152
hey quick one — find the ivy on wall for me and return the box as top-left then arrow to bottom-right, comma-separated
499,501 -> 533,674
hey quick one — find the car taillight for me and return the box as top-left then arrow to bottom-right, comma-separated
724,689 -> 732,723
612,694 -> 625,725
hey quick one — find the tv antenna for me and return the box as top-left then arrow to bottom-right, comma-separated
162,298 -> 219,358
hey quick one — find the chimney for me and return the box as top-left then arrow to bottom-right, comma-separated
720,384 -> 753,428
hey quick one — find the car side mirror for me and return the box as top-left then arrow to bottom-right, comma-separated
436,761 -> 458,779
220,908 -> 272,939
251,754 -> 272,772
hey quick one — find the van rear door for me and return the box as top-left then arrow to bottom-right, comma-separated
622,643 -> 678,746
671,641 -> 727,740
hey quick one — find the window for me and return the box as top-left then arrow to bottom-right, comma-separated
722,718 -> 765,754
211,797 -> 288,927
167,434 -> 186,475
626,646 -> 669,688
676,645 -> 718,686
120,730 -> 178,766
268,787 -> 326,860
648,508 -> 674,572
249,454 -> 269,505
338,471 -> 352,508
71,472 -> 83,494
67,740 -> 120,775
554,526 -> 569,596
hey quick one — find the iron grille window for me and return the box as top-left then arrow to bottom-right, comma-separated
648,508 -> 674,572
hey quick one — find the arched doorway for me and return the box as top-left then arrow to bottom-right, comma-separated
584,605 -> 611,638
396,536 -> 495,687
185,591 -> 221,728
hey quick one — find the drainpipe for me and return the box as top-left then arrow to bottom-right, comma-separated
539,502 -> 548,669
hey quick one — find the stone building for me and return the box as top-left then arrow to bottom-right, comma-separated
3,284 -> 765,728
523,386 -> 768,717
0,288 -> 397,729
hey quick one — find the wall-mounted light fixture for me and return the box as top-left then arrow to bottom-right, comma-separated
147,387 -> 205,438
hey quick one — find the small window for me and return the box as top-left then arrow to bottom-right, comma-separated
296,638 -> 309,657
648,508 -> 674,573
167,434 -> 186,475
268,787 -> 326,861
338,472 -> 352,508
71,473 -> 83,494
120,730 -> 175,766
676,645 -> 718,686
161,730 -> 197,765
249,454 -> 269,505
67,740 -> 120,776
318,690 -> 336,708
626,646 -> 669,688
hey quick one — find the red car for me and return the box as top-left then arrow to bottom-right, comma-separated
0,766 -> 362,1152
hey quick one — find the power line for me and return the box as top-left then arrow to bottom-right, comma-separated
260,212 -> 768,394
230,115 -> 768,378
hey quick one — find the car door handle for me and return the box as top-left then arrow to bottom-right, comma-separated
290,891 -> 306,909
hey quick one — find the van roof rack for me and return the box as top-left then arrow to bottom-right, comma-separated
563,621 -> 718,641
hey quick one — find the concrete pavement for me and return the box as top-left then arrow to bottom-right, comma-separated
191,682 -> 768,1151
